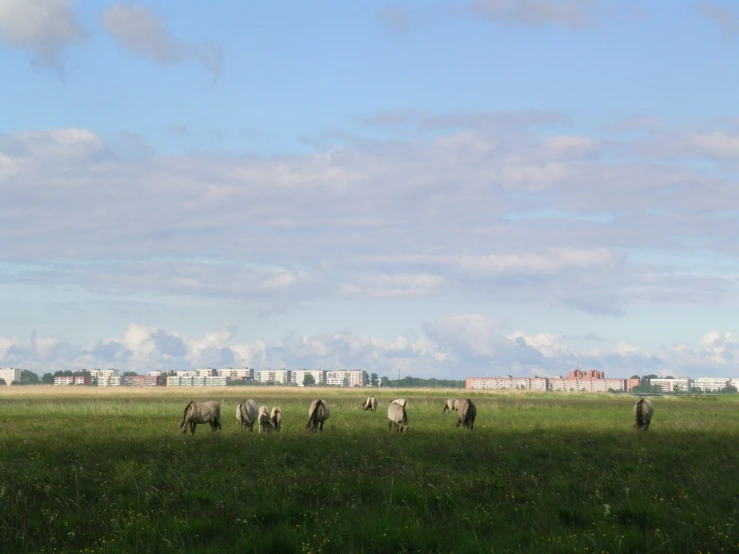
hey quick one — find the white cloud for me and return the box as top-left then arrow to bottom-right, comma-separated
470,0 -> 599,28
700,3 -> 738,39
4,319 -> 739,379
2,113 -> 739,317
0,0 -> 85,69
101,3 -> 223,80
339,273 -> 446,299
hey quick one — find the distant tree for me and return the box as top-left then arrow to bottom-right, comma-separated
303,373 -> 316,386
383,376 -> 466,389
41,373 -> 54,384
0,378 -> 5,386
607,388 -> 617,393
380,376 -> 390,387
665,375 -> 675,379
370,373 -> 379,387
10,381 -> 21,386
673,384 -> 680,393
20,370 -> 40,385
720,386 -> 738,394
643,374 -> 659,380
630,375 -> 640,380
122,371 -> 138,377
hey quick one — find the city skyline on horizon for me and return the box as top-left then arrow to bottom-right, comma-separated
2,1 -> 739,379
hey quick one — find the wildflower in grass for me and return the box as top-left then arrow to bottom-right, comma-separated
603,504 -> 611,517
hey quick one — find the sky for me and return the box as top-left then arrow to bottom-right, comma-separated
1,0 -> 739,379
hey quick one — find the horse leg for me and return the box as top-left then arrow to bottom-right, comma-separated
190,422 -> 196,435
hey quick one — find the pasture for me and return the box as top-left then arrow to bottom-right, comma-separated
1,387 -> 738,553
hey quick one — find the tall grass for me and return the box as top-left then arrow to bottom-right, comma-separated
1,388 -> 738,553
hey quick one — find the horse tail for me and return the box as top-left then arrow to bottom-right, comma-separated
463,400 -> 473,427
306,400 -> 322,430
181,401 -> 193,426
635,399 -> 645,429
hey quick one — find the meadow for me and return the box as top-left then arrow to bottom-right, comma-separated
1,387 -> 738,553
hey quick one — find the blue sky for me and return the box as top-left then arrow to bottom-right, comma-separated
1,0 -> 739,378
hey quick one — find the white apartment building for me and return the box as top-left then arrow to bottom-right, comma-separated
0,368 -> 22,386
291,370 -> 325,387
325,370 -> 367,387
256,370 -> 291,384
96,370 -> 121,386
194,368 -> 217,377
217,368 -> 253,380
648,377 -> 693,393
167,375 -> 228,386
693,377 -> 730,392
148,371 -> 163,377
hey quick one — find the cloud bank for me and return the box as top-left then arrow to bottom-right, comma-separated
2,319 -> 737,379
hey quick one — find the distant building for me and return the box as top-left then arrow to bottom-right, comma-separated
54,375 -> 91,386
291,369 -> 325,387
194,368 -> 217,377
692,377 -> 729,392
217,368 -> 253,380
148,371 -> 163,377
256,370 -> 291,384
467,370 -> 628,392
325,370 -> 367,387
96,370 -> 121,386
166,375 -> 228,387
649,377 -> 693,393
0,368 -> 22,386
567,369 -> 605,380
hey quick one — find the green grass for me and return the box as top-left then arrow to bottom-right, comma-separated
1,388 -> 738,553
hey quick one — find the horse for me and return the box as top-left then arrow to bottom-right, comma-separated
258,405 -> 272,433
236,399 -> 258,431
391,398 -> 407,408
387,400 -> 409,433
362,395 -> 377,412
634,398 -> 654,431
455,399 -> 476,430
270,406 -> 282,431
442,399 -> 459,413
306,399 -> 330,432
180,400 -> 221,435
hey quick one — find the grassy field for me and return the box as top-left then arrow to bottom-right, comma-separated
1,387 -> 738,553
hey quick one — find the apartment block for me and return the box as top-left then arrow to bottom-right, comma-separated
325,370 -> 367,387
291,369 -> 325,386
256,370 -> 291,384
692,377 -> 729,392
649,377 -> 693,393
166,375 -> 228,386
217,368 -> 253,380
54,375 -> 91,386
0,368 -> 21,385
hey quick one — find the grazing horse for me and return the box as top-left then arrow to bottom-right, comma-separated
270,406 -> 282,431
455,399 -> 476,430
180,400 -> 221,435
391,398 -> 407,408
634,398 -> 654,431
442,399 -> 459,413
362,395 -> 377,412
236,399 -> 259,431
258,405 -> 272,433
306,399 -> 330,432
387,401 -> 409,433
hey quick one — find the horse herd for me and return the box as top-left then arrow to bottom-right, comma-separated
179,395 -> 655,435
